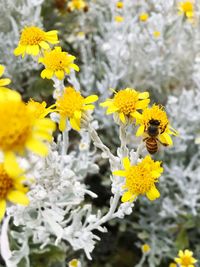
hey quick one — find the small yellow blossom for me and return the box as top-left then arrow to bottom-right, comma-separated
68,259 -> 80,267
27,99 -> 55,119
113,155 -> 163,202
175,249 -> 197,267
139,13 -> 149,22
0,163 -> 29,221
39,46 -> 79,80
136,104 -> 177,146
141,244 -> 151,253
116,1 -> 123,8
0,90 -> 55,175
115,16 -> 124,22
14,26 -> 59,57
178,1 -> 194,19
67,0 -> 87,11
169,263 -> 177,267
100,88 -> 150,124
56,86 -> 98,131
153,31 -> 161,38
0,65 -> 11,91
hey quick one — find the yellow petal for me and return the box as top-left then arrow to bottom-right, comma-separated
84,95 -> 98,104
112,170 -> 126,176
36,118 -> 56,132
74,110 -> 82,119
136,125 -> 145,136
33,130 -> 53,142
55,70 -> 65,80
28,45 -> 39,56
119,112 -> 126,123
130,111 -> 142,119
26,138 -> 49,156
121,191 -> 136,202
123,157 -> 131,170
146,186 -> 160,201
7,190 -> 29,205
14,46 -> 26,56
0,65 -> 5,76
4,151 -> 23,177
0,78 -> 11,86
83,104 -> 95,110
100,100 -> 112,107
59,116 -> 67,132
138,92 -> 149,99
135,99 -> 150,109
70,63 -> 80,72
39,41 -> 50,50
159,133 -> 173,146
41,69 -> 54,79
106,105 -> 119,114
70,117 -> 80,131
0,200 -> 6,221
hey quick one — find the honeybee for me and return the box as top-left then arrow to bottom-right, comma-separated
143,119 -> 167,154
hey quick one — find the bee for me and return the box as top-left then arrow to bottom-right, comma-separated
143,119 -> 167,154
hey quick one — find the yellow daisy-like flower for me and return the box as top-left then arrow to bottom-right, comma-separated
56,86 -> 98,131
67,0 -> 87,11
116,1 -> 123,8
0,90 -> 55,175
113,155 -> 163,202
14,26 -> 59,57
0,65 -> 11,91
68,259 -> 80,267
39,46 -> 79,80
139,12 -> 149,22
114,15 -> 124,22
27,99 -> 55,119
100,88 -> 150,124
178,1 -> 194,19
136,104 -> 177,146
175,249 -> 197,267
141,244 -> 151,253
0,163 -> 29,222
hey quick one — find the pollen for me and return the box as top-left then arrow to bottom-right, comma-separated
113,90 -> 138,115
0,101 -> 32,151
19,26 -> 46,46
0,164 -> 13,199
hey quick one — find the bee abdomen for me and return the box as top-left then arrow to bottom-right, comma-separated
146,138 -> 158,154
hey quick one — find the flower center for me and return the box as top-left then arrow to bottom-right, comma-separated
43,50 -> 70,71
0,101 -> 33,151
126,166 -> 155,195
0,164 -> 13,199
20,26 -> 45,46
56,87 -> 84,118
181,256 -> 192,265
182,2 -> 193,13
114,90 -> 138,115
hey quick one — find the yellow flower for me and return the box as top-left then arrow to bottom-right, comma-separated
139,12 -> 149,22
0,65 -> 11,91
68,259 -> 80,267
14,26 -> 59,57
141,244 -> 151,253
136,104 -> 177,146
116,1 -> 123,8
169,263 -> 177,267
0,163 -> 29,221
115,16 -> 124,22
39,46 -> 79,80
56,86 -> 98,131
100,88 -> 150,124
113,155 -> 163,202
67,0 -> 87,11
0,90 -> 55,175
27,99 -> 55,119
178,1 -> 194,19
153,31 -> 161,38
175,249 -> 197,267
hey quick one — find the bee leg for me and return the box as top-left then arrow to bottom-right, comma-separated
156,138 -> 168,147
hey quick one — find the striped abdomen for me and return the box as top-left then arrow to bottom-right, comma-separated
146,137 -> 158,154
